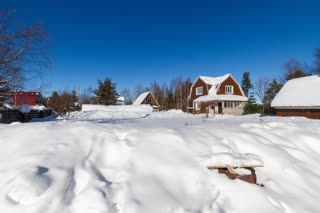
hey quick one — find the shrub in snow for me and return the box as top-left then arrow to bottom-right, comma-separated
19,104 -> 32,113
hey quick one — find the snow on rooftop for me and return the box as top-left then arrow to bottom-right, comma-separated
133,91 -> 150,105
199,74 -> 231,86
194,94 -> 248,102
117,96 -> 125,102
271,75 -> 320,108
199,74 -> 231,96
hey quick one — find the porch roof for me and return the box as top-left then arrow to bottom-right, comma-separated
194,95 -> 248,102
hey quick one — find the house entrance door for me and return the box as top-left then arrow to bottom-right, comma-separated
218,102 -> 222,114
209,105 -> 215,114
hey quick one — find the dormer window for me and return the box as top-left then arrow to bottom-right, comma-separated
225,85 -> 233,94
196,87 -> 203,95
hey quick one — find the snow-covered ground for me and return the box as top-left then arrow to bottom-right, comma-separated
1,105 -> 320,213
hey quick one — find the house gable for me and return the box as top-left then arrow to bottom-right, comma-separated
189,78 -> 209,100
140,92 -> 160,107
217,76 -> 245,96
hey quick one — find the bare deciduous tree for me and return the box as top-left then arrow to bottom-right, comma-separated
80,87 -> 94,105
254,77 -> 270,114
121,88 -> 132,105
284,58 -> 310,81
134,84 -> 143,99
0,8 -> 51,91
132,76 -> 191,111
314,46 -> 320,74
48,89 -> 79,115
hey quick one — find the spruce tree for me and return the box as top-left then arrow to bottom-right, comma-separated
166,92 -> 175,110
93,77 -> 119,105
69,90 -> 80,111
241,72 -> 253,97
244,91 -> 259,114
264,79 -> 283,114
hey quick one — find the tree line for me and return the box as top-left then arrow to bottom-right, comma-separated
47,46 -> 320,115
242,54 -> 320,114
46,76 -> 193,114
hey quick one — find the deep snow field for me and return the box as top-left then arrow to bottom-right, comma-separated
1,105 -> 320,213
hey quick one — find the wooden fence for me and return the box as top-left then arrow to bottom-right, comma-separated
0,109 -> 53,124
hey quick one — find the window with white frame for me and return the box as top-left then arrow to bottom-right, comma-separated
225,85 -> 233,94
224,101 -> 233,108
196,87 -> 203,95
195,102 -> 201,111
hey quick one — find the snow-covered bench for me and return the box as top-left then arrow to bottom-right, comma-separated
201,153 -> 264,184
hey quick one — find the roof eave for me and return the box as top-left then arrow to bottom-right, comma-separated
273,106 -> 320,109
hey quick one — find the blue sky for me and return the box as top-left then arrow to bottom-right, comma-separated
6,0 -> 320,96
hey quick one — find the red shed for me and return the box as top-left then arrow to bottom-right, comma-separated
10,91 -> 44,107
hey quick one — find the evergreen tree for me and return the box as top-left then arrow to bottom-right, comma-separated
244,91 -> 259,114
165,92 -> 175,110
69,90 -> 80,111
93,77 -> 119,105
241,72 -> 258,114
241,72 -> 253,97
264,79 -> 283,114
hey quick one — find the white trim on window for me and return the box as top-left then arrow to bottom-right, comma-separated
196,87 -> 203,95
195,102 -> 201,111
225,85 -> 233,94
224,101 -> 233,108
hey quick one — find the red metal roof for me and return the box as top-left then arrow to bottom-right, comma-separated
10,91 -> 42,106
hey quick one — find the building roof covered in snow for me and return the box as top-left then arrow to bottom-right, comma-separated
198,74 -> 231,96
133,92 -> 150,105
133,91 -> 160,110
194,94 -> 248,102
117,96 -> 125,102
116,96 -> 125,105
271,75 -> 320,108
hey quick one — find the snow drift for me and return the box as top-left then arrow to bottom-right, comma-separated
69,104 -> 153,121
0,109 -> 320,213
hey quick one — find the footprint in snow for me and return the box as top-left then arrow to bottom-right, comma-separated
5,166 -> 51,205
